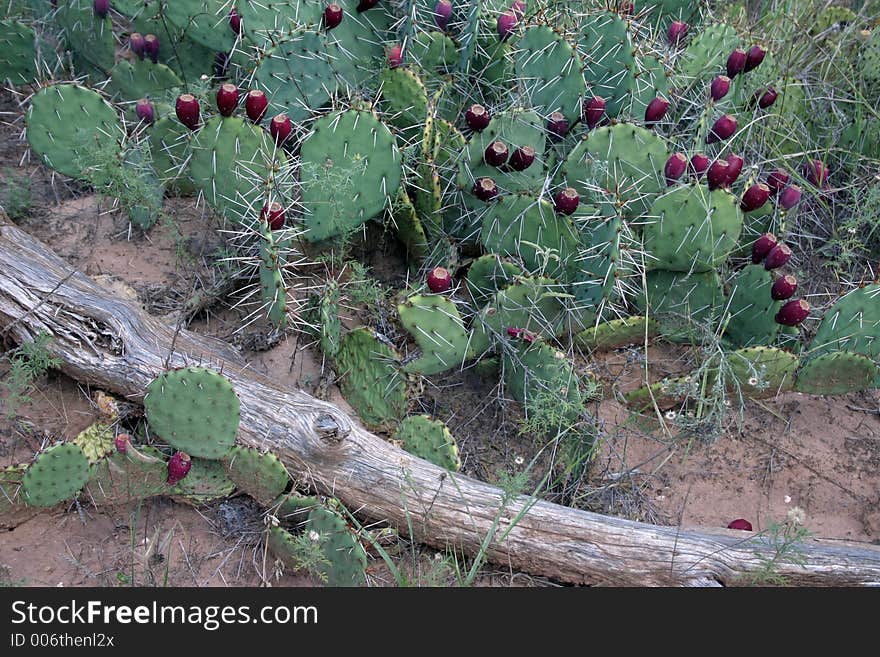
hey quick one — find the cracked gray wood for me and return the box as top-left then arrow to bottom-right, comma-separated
1,217 -> 879,586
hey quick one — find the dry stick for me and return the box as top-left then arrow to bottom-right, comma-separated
1,218 -> 880,586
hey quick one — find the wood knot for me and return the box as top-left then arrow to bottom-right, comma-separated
314,413 -> 348,443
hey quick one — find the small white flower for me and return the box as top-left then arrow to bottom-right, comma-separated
514,455 -> 524,466
265,514 -> 279,527
308,530 -> 321,542
847,227 -> 857,235
748,377 -> 758,386
665,410 -> 677,420
200,74 -> 208,81
434,552 -> 442,561
723,399 -> 732,407
787,506 -> 806,525
784,495 -> 792,504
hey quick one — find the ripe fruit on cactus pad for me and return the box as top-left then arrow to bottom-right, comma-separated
710,75 -> 731,101
498,10 -> 518,42
664,153 -> 687,185
175,94 -> 200,130
553,187 -> 579,215
229,8 -> 242,34
427,267 -> 452,293
724,154 -> 744,186
484,140 -> 509,167
167,452 -> 192,485
707,159 -> 730,190
324,3 -> 343,29
744,45 -> 766,72
805,159 -> 829,186
130,33 -> 145,59
645,97 -> 669,123
728,519 -> 753,531
433,0 -> 452,31
776,299 -> 810,326
690,153 -> 709,178
766,169 -> 789,194
216,84 -> 239,117
144,34 -> 159,63
764,243 -> 792,270
771,275 -> 798,301
93,0 -> 109,18
473,178 -> 498,201
546,111 -> 569,139
270,114 -> 292,145
780,185 -> 802,210
751,233 -> 778,263
357,0 -> 379,10
754,86 -> 778,109
582,96 -> 606,129
707,114 -> 737,143
388,45 -> 403,68
509,146 -> 535,171
726,48 -> 747,77
741,183 -> 770,212
667,21 -> 688,45
261,202 -> 285,230
135,99 -> 155,124
465,104 -> 491,131
245,90 -> 268,123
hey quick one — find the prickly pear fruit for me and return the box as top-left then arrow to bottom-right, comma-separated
270,113 -> 292,145
754,86 -> 778,109
357,0 -> 379,10
433,0 -> 452,31
93,0 -> 109,19
727,48 -> 747,77
744,45 -> 766,72
775,299 -> 809,326
465,104 -> 490,131
707,158 -> 730,190
245,90 -> 268,123
664,152 -> 687,185
711,75 -> 731,101
144,34 -> 160,63
724,154 -> 744,186
740,183 -> 770,212
388,45 -> 403,68
771,275 -> 798,301
130,33 -> 146,59
763,243 -> 792,270
497,10 -> 518,42
484,140 -> 509,167
779,185 -> 802,210
175,94 -> 200,130
645,96 -> 669,123
508,145 -> 535,171
512,0 -> 526,19
216,83 -> 239,117
766,169 -> 789,194
473,177 -> 498,201
546,111 -> 569,139
324,3 -> 343,29
668,20 -> 688,45
582,96 -> 606,129
707,114 -> 737,144
427,266 -> 452,293
114,434 -> 129,454
553,187 -> 579,215
690,153 -> 709,178
167,451 -> 192,485
135,99 -> 155,124
751,233 -> 778,263
805,159 -> 829,187
728,518 -> 753,531
229,7 -> 242,34
261,202 -> 285,230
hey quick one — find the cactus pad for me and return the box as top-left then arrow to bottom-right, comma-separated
171,457 -> 236,503
144,367 -> 240,459
723,265 -> 781,348
574,316 -> 660,351
635,270 -> 722,341
306,504 -> 367,586
514,26 -> 586,124
393,415 -> 461,471
0,20 -> 39,85
85,444 -> 168,505
577,11 -> 635,117
258,218 -> 287,329
21,443 -> 89,508
503,339 -> 581,414
795,352 -> 879,395
223,446 -> 289,506
398,294 -> 470,375
106,59 -> 183,102
467,254 -> 523,303
727,346 -> 799,396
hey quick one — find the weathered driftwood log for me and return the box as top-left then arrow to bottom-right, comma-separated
1,218 -> 879,587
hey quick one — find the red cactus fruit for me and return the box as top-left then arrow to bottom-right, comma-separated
114,434 -> 129,454
167,452 -> 192,486
387,44 -> 403,68
261,202 -> 285,231
129,32 -> 146,59
270,113 -> 292,146
724,154 -> 744,186
553,187 -> 580,215
740,183 -> 770,212
805,159 -> 829,187
508,145 -> 535,171
664,152 -> 687,186
706,158 -> 730,190
727,518 -> 753,531
135,99 -> 155,124
175,94 -> 200,130
710,75 -> 731,101
93,0 -> 109,19
707,114 -> 737,144
465,103 -> 491,131
357,0 -> 379,10
751,233 -> 778,264
690,153 -> 710,179
229,7 -> 242,34
754,86 -> 778,109
484,140 -> 509,167
667,20 -> 688,45
775,299 -> 810,326
433,0 -> 452,31
766,169 -> 789,194
779,185 -> 802,210
473,177 -> 499,201
324,3 -> 343,29
726,48 -> 747,77
744,45 -> 766,72
506,327 -> 522,339
497,10 -> 518,42
763,243 -> 792,270
547,111 -> 569,139
143,34 -> 160,63
216,83 -> 239,117
427,266 -> 453,293
582,95 -> 606,129
245,90 -> 268,123
644,96 -> 669,124
771,275 -> 798,301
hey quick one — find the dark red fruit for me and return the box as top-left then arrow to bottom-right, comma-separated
175,94 -> 200,130
779,185 -> 802,210
546,111 -> 569,139
497,10 -> 518,42
93,0 -> 109,19
114,434 -> 129,454
667,20 -> 688,45
433,0 -> 452,31
553,187 -> 579,215
484,140 -> 509,167
270,113 -> 292,146
129,32 -> 146,59
167,451 -> 192,485
727,518 -> 753,531
465,103 -> 490,131
771,275 -> 798,301
707,114 -> 737,144
135,98 -> 155,124
506,326 -> 522,339
726,48 -> 747,77
427,266 -> 453,293
508,145 -> 535,171
261,202 -> 285,230
582,95 -> 606,129
751,233 -> 778,263
216,83 -> 239,117
357,0 -> 379,10
664,152 -> 687,186
766,169 -> 789,194
707,158 -> 730,190
805,159 -> 829,187
763,243 -> 792,270
143,34 -> 160,63
644,96 -> 669,124
740,183 -> 770,212
690,153 -> 709,178
473,177 -> 498,201
744,45 -> 766,72
324,3 -> 343,29
775,299 -> 810,326
754,86 -> 778,109
245,90 -> 268,123
229,7 -> 242,34
724,154 -> 744,186
710,75 -> 731,101
388,44 -> 403,68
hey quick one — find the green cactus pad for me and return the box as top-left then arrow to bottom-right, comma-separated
795,352 -> 879,395
577,11 -> 635,117
306,280 -> 342,358
574,316 -> 660,351
860,29 -> 880,96
237,1 -> 323,43
561,123 -> 667,219
72,423 -> 115,464
300,109 -> 402,242
566,199 -> 620,319
398,294 -> 470,375
21,443 -> 89,508
625,376 -> 694,411
164,0 -> 235,53
171,457 -> 236,503
273,491 -> 322,522
258,219 -> 287,329
480,193 -> 580,280
144,367 -> 240,459
105,59 -> 183,103
379,66 -> 428,142
0,20 -> 39,85
635,270 -> 722,342
223,446 -> 289,506
514,26 -> 586,125
26,83 -> 123,181
643,185 -> 743,273
393,415 -> 461,471
630,55 -> 670,118
335,328 -> 407,430
56,0 -> 114,75
677,23 -> 739,82
502,339 -> 581,415
391,188 -> 428,262
189,116 -> 281,226
148,114 -> 195,194
727,346 -> 799,396
809,284 -> 880,386
467,254 -> 523,303
84,444 -> 169,505
306,504 -> 367,586
456,109 -> 547,195
723,265 -> 781,348
409,30 -> 457,71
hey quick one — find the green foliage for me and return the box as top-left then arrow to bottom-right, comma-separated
0,333 -> 61,420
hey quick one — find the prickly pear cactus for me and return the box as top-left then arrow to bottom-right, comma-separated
0,20 -> 41,85
144,367 -> 240,459
171,457 -> 236,504
574,316 -> 660,351
258,218 -> 287,329
398,293 -> 470,375
503,338 -> 582,416
723,265 -> 781,348
85,444 -> 168,505
393,415 -> 461,472
305,503 -> 367,587
514,25 -> 586,124
21,443 -> 89,508
727,346 -> 799,396
223,446 -> 289,507
795,352 -> 879,395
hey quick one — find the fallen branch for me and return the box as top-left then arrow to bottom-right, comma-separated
1,218 -> 879,586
